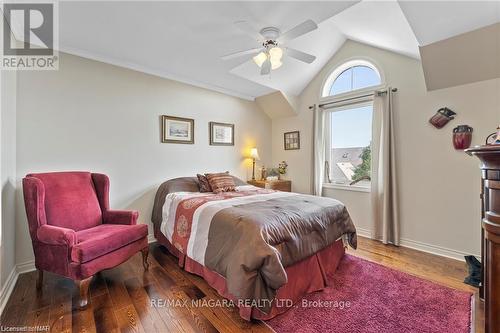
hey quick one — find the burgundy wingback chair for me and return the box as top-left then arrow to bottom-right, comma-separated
22,171 -> 149,308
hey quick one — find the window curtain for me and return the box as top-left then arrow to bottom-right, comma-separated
312,105 -> 326,196
371,88 -> 400,245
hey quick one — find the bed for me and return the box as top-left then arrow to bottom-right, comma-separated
151,176 -> 357,320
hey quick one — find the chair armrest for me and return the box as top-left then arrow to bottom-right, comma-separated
103,210 -> 139,225
23,176 -> 48,241
37,224 -> 76,247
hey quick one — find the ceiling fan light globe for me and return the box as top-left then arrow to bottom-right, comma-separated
269,47 -> 283,61
271,59 -> 282,70
253,52 -> 267,67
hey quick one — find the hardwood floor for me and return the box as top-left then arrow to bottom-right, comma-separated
1,236 -> 483,333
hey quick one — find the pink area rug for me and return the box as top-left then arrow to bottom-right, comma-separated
266,255 -> 472,333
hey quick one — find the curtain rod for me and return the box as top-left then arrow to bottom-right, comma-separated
309,87 -> 398,110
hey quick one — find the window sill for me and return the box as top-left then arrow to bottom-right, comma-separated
322,183 -> 371,193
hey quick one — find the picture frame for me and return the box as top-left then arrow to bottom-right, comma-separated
209,122 -> 234,146
284,131 -> 300,150
162,115 -> 194,144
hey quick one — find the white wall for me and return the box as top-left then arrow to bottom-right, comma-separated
323,187 -> 371,234
1,69 -> 17,292
273,40 -> 500,257
14,53 -> 272,265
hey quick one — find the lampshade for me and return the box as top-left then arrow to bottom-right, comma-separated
253,47 -> 283,70
269,47 -> 283,70
253,52 -> 267,67
271,58 -> 282,70
250,148 -> 260,160
269,47 -> 283,60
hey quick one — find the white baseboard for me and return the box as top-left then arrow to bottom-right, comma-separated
0,267 -> 18,316
355,227 -> 479,262
356,227 -> 373,239
399,238 -> 479,262
0,259 -> 36,316
16,260 -> 36,274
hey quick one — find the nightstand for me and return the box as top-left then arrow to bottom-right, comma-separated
247,179 -> 291,192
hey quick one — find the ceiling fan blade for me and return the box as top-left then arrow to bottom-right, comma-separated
221,47 -> 262,60
235,20 -> 264,42
277,19 -> 318,43
260,59 -> 271,75
285,48 -> 316,64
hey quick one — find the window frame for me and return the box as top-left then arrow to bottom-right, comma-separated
320,58 -> 385,193
323,99 -> 374,192
320,59 -> 385,101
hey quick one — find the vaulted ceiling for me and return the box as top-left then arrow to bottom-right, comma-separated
57,1 -> 358,100
13,1 -> 500,100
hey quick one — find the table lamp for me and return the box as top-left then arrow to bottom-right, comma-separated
250,148 -> 260,180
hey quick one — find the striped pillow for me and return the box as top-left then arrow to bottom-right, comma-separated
197,174 -> 212,192
205,172 -> 236,193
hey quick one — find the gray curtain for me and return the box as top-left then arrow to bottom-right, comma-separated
372,88 -> 400,245
312,105 -> 326,196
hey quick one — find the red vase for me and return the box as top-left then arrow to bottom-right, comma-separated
453,125 -> 473,150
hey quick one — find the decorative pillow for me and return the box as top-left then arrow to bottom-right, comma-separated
205,172 -> 236,193
197,174 -> 212,192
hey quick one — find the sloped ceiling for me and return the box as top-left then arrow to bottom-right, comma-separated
398,0 -> 500,46
333,0 -> 419,59
419,22 -> 500,91
6,1 -> 500,99
255,91 -> 298,119
56,1 -> 359,100
399,1 -> 500,90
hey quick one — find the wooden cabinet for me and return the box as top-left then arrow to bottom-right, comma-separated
247,179 -> 291,192
467,145 -> 500,333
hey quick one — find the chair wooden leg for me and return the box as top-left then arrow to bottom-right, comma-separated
36,270 -> 43,291
76,276 -> 93,310
141,247 -> 150,271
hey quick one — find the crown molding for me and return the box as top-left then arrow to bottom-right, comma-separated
3,10 -> 256,101
59,45 -> 257,102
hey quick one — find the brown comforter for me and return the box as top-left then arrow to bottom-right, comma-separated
152,178 -> 357,313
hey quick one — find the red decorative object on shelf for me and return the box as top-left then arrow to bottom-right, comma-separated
453,125 -> 473,150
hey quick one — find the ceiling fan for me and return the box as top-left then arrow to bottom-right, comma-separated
222,19 -> 318,75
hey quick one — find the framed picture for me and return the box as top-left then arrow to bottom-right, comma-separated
284,131 -> 300,150
209,122 -> 234,146
162,115 -> 194,144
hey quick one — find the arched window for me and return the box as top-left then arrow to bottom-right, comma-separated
322,60 -> 381,97
320,59 -> 383,189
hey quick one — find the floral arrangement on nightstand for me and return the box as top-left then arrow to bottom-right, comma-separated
261,161 -> 288,181
278,161 -> 288,175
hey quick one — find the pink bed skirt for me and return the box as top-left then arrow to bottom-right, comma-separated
154,227 -> 345,320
